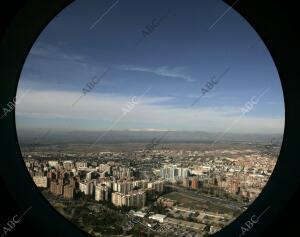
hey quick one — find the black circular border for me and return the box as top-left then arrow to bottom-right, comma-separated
0,1 -> 299,237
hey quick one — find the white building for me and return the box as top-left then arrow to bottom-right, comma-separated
33,176 -> 48,188
76,161 -> 88,169
79,181 -> 94,195
160,165 -> 190,181
147,180 -> 164,192
98,164 -> 111,173
149,214 -> 166,223
48,161 -> 58,168
112,191 -> 146,208
95,184 -> 109,201
132,211 -> 147,218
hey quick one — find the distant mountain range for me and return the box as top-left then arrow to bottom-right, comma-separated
16,129 -> 283,146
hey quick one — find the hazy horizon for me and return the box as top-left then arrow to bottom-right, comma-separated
17,129 -> 283,146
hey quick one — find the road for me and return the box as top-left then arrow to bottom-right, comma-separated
165,184 -> 244,211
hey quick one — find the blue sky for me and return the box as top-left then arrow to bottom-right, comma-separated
15,0 -> 285,134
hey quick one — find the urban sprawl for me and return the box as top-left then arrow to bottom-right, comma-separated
23,143 -> 278,237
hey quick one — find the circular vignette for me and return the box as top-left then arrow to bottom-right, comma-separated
0,1 -> 298,237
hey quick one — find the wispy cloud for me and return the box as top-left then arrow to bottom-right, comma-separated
265,101 -> 284,105
15,89 -> 284,134
120,65 -> 195,82
221,96 -> 239,101
29,42 -> 86,64
186,93 -> 218,99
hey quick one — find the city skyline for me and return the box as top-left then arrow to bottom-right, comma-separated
23,140 -> 280,237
